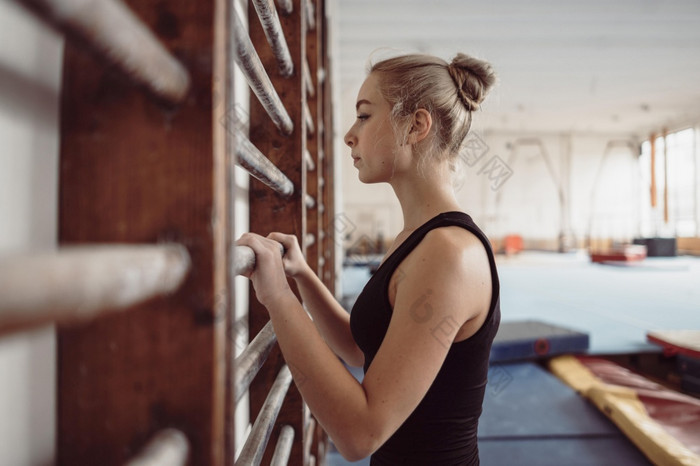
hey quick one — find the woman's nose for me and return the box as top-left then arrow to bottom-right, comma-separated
344,130 -> 355,148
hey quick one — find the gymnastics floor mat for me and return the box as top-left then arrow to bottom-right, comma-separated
490,320 -> 589,362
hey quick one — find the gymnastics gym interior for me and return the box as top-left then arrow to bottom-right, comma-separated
0,0 -> 699,465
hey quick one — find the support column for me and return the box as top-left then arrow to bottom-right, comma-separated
247,0 -> 307,464
57,0 -> 229,464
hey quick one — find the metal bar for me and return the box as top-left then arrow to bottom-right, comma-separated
251,0 -> 294,77
303,417 -> 316,457
304,233 -> 316,248
304,101 -> 315,135
233,245 -> 257,277
304,0 -> 315,30
233,243 -> 284,277
270,425 -> 295,466
124,429 -> 189,466
275,0 -> 293,15
0,244 -> 190,336
305,149 -> 316,171
305,194 -> 316,209
236,134 -> 294,197
15,0 -> 190,103
235,366 -> 293,466
232,8 -> 293,135
233,320 -> 277,403
303,58 -> 315,98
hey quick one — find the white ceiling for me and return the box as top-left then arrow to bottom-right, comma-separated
332,0 -> 700,137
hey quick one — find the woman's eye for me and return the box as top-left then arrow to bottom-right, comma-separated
356,114 -> 369,121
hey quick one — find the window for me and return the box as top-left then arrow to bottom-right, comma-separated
639,128 -> 697,237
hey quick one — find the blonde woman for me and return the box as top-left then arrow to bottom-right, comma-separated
237,52 -> 500,465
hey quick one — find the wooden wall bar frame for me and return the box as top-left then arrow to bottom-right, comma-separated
247,0 -> 308,464
57,0 -> 230,464
320,0 -> 336,290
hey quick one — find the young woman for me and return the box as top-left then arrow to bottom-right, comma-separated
237,52 -> 501,465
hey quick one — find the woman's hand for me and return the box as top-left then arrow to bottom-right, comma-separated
235,232 -> 295,308
267,232 -> 311,279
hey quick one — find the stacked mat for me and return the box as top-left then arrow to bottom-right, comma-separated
490,320 -> 589,362
647,329 -> 700,397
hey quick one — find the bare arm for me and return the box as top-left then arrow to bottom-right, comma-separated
268,232 -> 364,367
237,228 -> 491,461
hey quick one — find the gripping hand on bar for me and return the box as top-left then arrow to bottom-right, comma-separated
235,232 -> 306,307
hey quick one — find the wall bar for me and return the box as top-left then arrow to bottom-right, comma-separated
305,194 -> 316,209
275,0 -> 293,15
305,149 -> 316,171
270,425 -> 295,466
304,101 -> 315,136
303,58 -> 315,97
251,0 -> 294,77
236,134 -> 294,197
124,429 -> 189,466
304,0 -> 315,30
235,366 -> 293,466
232,8 -> 293,135
233,320 -> 277,404
15,0 -> 190,103
233,243 -> 284,278
304,233 -> 316,248
0,244 -> 190,336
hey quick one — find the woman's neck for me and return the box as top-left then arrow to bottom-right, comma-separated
390,165 -> 461,231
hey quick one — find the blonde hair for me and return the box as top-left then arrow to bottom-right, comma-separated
370,53 -> 496,163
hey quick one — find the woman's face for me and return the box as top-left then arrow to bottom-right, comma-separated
344,73 -> 408,184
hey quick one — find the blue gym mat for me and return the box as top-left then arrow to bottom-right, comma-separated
490,320 -> 589,362
478,362 -> 651,465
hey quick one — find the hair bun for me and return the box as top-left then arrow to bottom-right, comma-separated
447,53 -> 496,111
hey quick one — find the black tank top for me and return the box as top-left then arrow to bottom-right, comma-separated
349,211 -> 501,465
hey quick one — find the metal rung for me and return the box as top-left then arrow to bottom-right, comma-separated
233,320 -> 277,404
14,0 -> 190,103
235,366 -> 293,466
236,134 -> 294,197
0,244 -> 190,336
232,8 -> 293,135
252,0 -> 293,77
124,429 -> 189,466
270,425 -> 295,466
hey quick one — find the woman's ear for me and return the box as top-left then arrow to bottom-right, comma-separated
407,109 -> 432,145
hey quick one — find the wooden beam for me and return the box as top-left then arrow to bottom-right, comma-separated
650,133 -> 657,208
305,0 -> 320,279
319,0 -> 335,290
247,0 -> 307,463
57,0 -> 229,463
663,128 -> 669,223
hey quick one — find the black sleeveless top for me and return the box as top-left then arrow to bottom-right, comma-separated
349,212 -> 501,465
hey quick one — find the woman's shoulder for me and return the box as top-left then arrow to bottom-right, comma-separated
422,224 -> 485,255
401,225 -> 489,279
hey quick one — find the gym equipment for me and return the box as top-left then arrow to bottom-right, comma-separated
490,320 -> 589,362
479,362 -> 651,465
